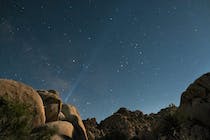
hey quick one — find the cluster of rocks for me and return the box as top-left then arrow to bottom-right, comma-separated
1,72 -> 210,140
0,79 -> 88,140
83,73 -> 210,140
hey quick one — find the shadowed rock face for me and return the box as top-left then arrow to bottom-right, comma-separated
99,108 -> 147,139
83,118 -> 103,140
37,90 -> 62,123
179,72 -> 210,127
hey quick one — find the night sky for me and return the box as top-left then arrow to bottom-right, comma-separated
1,0 -> 210,121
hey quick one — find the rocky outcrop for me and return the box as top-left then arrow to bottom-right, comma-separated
0,79 -> 88,140
99,108 -> 150,139
83,107 -> 156,140
179,73 -> 210,127
84,73 -> 210,140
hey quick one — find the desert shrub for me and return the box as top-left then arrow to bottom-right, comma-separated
159,112 -> 180,137
0,97 -> 34,140
30,125 -> 57,140
152,104 -> 182,140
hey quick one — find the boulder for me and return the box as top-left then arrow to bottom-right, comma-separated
31,121 -> 74,140
62,104 -> 88,140
45,121 -> 74,139
0,79 -> 45,128
179,73 -> 210,127
37,90 -> 62,122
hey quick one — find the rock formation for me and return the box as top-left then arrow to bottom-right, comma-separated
0,79 -> 88,140
179,73 -> 210,127
84,73 -> 210,140
37,90 -> 62,123
1,72 -> 210,140
61,104 -> 88,140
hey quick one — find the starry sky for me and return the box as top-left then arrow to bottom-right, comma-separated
1,0 -> 210,121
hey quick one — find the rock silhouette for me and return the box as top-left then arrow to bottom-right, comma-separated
1,73 -> 210,140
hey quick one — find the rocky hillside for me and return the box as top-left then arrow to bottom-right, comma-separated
1,73 -> 210,140
83,73 -> 210,140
